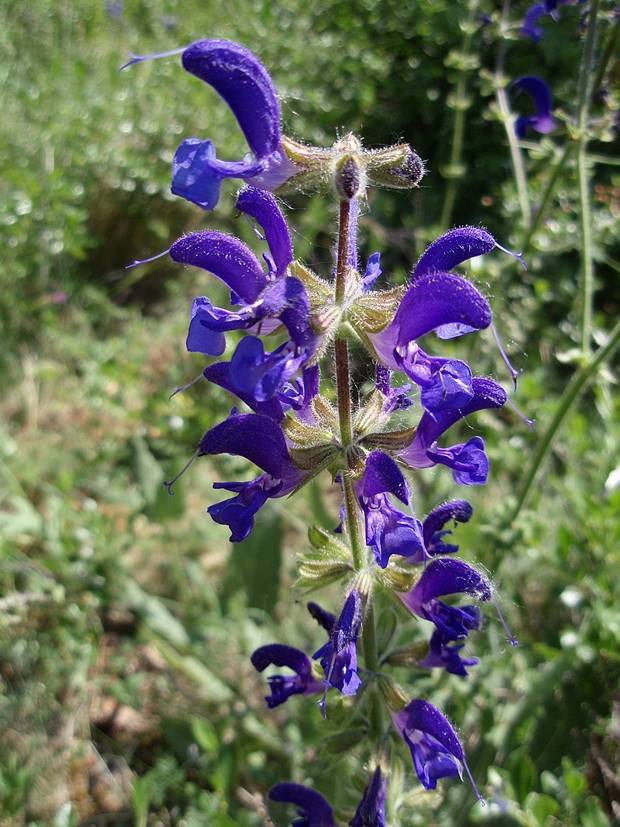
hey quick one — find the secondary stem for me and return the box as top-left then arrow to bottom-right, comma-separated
495,0 -> 531,229
576,0 -> 600,357
510,320 -> 620,522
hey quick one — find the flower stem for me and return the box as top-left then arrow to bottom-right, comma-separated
576,0 -> 601,357
334,197 -> 383,739
510,320 -> 620,522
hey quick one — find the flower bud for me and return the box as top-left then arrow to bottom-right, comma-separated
335,154 -> 365,200
378,675 -> 409,712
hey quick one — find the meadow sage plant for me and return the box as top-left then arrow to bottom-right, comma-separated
124,38 -> 524,824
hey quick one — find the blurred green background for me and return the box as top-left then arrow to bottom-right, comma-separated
1,0 -> 619,825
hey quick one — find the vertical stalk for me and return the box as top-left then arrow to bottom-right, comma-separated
576,0 -> 600,357
333,197 -> 383,739
495,0 -> 531,228
439,1 -> 478,229
510,320 -> 620,522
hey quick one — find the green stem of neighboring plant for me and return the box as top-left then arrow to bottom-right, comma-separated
495,0 -> 531,229
510,320 -> 620,522
576,0 -> 601,357
440,1 -> 479,229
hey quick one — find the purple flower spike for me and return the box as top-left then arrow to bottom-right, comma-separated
313,590 -> 363,712
422,500 -> 473,556
392,699 -> 481,797
419,629 -> 479,677
356,451 -> 426,567
170,231 -> 267,303
399,557 -> 491,640
170,40 -> 299,209
350,766 -> 387,827
400,377 -> 507,485
251,644 -> 322,708
269,783 -> 336,827
236,186 -> 292,277
511,76 -> 558,139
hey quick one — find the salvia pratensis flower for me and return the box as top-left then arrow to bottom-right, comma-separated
399,377 -> 507,485
251,644 -> 323,708
511,76 -> 558,138
391,699 -> 481,798
181,412 -> 306,541
350,766 -> 387,827
521,0 -> 586,41
355,450 -> 426,568
269,782 -> 336,827
268,768 -> 386,827
313,590 -> 364,714
419,629 -> 479,677
398,557 -> 491,640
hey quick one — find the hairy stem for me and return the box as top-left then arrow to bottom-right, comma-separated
576,0 -> 600,356
510,320 -> 620,522
334,197 -> 383,739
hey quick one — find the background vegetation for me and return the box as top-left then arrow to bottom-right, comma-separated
1,0 -> 619,824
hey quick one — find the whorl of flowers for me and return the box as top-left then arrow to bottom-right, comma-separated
124,38 -> 524,824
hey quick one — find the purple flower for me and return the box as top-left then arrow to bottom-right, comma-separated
412,226 -> 523,281
521,0 -> 585,41
198,412 -> 305,541
313,590 -> 363,713
269,770 -> 386,827
399,377 -> 507,485
423,499 -> 473,556
251,644 -> 323,708
368,271 -> 491,418
269,783 -> 336,827
511,76 -> 558,139
398,557 -> 491,640
375,366 -> 413,413
173,187 -> 314,358
356,451 -> 426,568
392,699 -> 480,796
350,766 -> 387,827
171,40 -> 298,209
418,629 -> 479,677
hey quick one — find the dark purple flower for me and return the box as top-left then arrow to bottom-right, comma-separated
269,783 -> 336,827
368,272 -> 491,418
392,699 -> 480,796
251,644 -> 323,708
350,766 -> 387,827
170,40 -> 298,209
418,629 -> 479,677
198,413 -> 305,541
356,451 -> 426,568
313,590 -> 363,712
511,76 -> 558,139
422,500 -> 473,556
398,557 -> 491,640
399,377 -> 507,485
375,366 -> 413,413
521,0 -> 585,41
307,601 -> 336,634
412,226 -> 524,282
